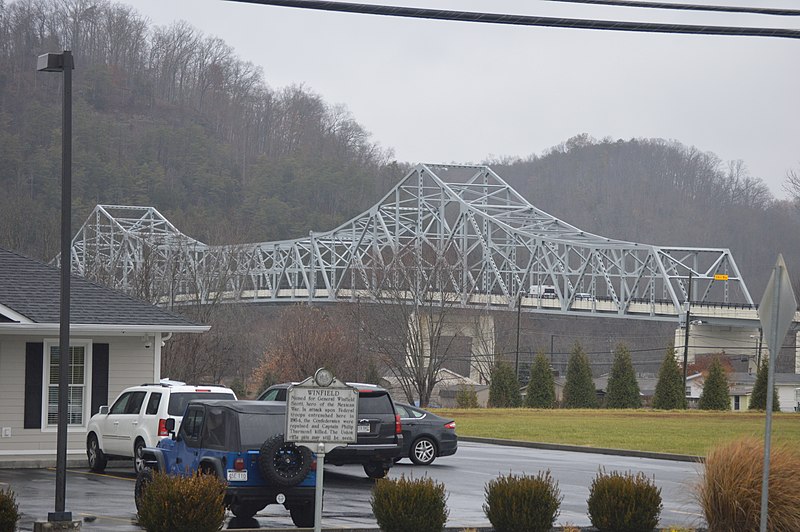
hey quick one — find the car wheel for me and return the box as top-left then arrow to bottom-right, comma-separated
289,504 -> 316,528
133,438 -> 146,473
363,462 -> 389,479
134,467 -> 154,513
259,434 -> 313,487
87,433 -> 107,472
229,501 -> 264,519
410,437 -> 437,466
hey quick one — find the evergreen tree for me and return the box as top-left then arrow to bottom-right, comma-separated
749,359 -> 780,411
652,345 -> 686,409
698,357 -> 731,411
605,343 -> 641,408
525,352 -> 556,408
488,361 -> 522,408
563,342 -> 598,408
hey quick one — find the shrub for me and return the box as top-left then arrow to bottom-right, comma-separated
136,471 -> 226,532
371,475 -> 448,532
0,486 -> 20,532
456,385 -> 480,408
587,469 -> 662,532
696,437 -> 800,532
484,471 -> 562,532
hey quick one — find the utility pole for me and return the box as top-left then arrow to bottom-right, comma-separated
682,270 -> 693,393
515,291 -> 522,378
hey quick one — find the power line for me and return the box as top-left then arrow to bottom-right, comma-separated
226,0 -> 800,39
546,0 -> 800,17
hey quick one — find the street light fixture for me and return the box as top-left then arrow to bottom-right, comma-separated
37,50 -> 74,523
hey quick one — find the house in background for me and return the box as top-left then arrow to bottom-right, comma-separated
686,371 -> 800,412
0,247 -> 208,467
380,368 -> 489,407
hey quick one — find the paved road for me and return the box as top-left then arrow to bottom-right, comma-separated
2,441 -> 705,530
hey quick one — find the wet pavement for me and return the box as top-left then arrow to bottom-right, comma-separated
1,441 -> 705,530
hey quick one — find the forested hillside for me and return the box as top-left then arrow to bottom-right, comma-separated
493,135 -> 800,295
1,0 -> 798,298
0,0 -> 404,260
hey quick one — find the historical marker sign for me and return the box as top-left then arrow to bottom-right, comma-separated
285,369 -> 359,532
286,376 -> 358,447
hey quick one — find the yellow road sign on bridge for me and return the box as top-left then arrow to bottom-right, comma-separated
714,274 -> 729,281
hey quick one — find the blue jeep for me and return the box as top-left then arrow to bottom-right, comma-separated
135,400 -> 316,527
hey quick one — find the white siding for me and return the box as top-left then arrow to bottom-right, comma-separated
0,334 -> 158,466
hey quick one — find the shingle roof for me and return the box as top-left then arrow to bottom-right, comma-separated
0,247 -> 197,327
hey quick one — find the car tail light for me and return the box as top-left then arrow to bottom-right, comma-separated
195,388 -> 211,392
395,414 -> 402,434
234,458 -> 245,471
444,421 -> 456,430
158,418 -> 168,436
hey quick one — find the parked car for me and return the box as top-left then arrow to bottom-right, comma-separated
86,381 -> 236,473
257,382 -> 403,478
394,403 -> 457,465
136,400 -> 316,527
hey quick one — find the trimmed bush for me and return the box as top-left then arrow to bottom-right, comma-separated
696,437 -> 800,532
587,469 -> 662,532
136,471 -> 226,532
484,471 -> 562,532
0,486 -> 20,532
371,475 -> 448,532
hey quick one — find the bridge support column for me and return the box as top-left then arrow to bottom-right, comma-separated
413,311 -> 496,385
674,323 -> 761,371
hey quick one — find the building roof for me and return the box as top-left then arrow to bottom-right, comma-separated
0,247 -> 203,331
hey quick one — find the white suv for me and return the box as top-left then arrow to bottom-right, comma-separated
86,380 -> 236,472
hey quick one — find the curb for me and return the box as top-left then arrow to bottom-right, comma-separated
460,436 -> 704,463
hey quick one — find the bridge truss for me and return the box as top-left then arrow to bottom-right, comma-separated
66,164 -> 754,321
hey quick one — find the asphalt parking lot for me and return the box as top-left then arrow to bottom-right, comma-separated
2,442 -> 705,531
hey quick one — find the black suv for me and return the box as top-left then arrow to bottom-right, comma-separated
258,382 -> 403,478
136,400 -> 316,527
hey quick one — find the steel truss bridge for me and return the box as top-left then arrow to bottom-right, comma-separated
66,164 -> 757,324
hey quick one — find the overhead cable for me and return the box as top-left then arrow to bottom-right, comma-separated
546,0 -> 800,17
225,0 -> 800,39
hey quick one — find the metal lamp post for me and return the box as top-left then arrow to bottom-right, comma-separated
37,50 -> 74,523
681,271 -> 693,393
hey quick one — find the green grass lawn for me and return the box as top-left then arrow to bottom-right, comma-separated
435,408 -> 800,456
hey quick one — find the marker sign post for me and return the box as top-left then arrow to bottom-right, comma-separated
286,369 -> 358,532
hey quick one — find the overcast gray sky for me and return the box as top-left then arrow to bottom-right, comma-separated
125,0 -> 799,197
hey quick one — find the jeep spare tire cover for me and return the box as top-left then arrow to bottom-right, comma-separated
259,434 -> 312,487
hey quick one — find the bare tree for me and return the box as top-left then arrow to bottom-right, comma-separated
250,304 -> 361,387
360,249 -> 469,407
784,165 -> 800,210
